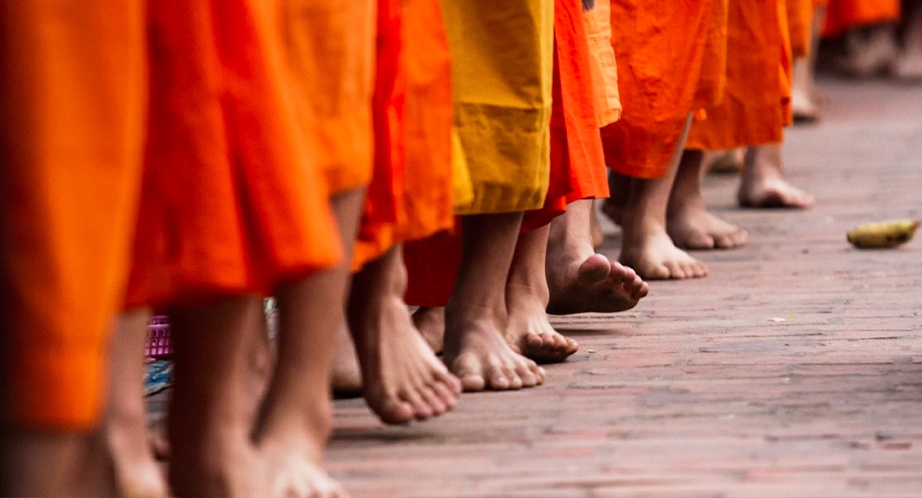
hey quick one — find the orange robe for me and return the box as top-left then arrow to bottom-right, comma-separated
824,0 -> 901,37
788,0 -> 816,57
405,0 -> 607,305
523,0 -> 609,231
0,0 -> 147,428
277,0 -> 376,196
686,0 -> 792,151
353,0 -> 455,268
600,0 -> 718,179
584,0 -> 623,127
126,0 -> 342,310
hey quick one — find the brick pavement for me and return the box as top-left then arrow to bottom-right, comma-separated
324,79 -> 922,497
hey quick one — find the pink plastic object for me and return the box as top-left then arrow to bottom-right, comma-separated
145,315 -> 172,360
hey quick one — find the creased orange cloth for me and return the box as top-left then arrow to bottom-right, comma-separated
405,0 -> 606,305
0,0 -> 147,428
695,0 -> 730,110
686,0 -> 791,151
126,0 -> 342,308
600,0 -> 717,179
788,0 -> 815,57
277,0 -> 376,195
583,0 -> 622,127
353,0 -> 456,269
522,0 -> 610,232
823,0 -> 900,37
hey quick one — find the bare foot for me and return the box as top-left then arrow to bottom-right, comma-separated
106,310 -> 169,497
260,440 -> 347,498
546,199 -> 649,314
546,255 -> 648,314
504,225 -> 579,363
444,213 -> 546,392
739,144 -> 814,209
841,26 -> 899,77
348,247 -> 462,424
665,149 -> 748,250
738,176 -> 815,208
444,312 -> 546,391
331,323 -> 362,397
506,281 -> 578,363
895,50 -> 922,82
791,86 -> 821,123
108,411 -> 169,497
412,306 -> 445,354
620,227 -> 709,280
667,203 -> 749,249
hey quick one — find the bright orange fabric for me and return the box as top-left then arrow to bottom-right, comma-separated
583,0 -> 622,127
397,0 -> 455,242
695,0 -> 730,109
0,1 -> 146,428
788,0 -> 815,57
600,0 -> 716,179
277,1 -> 376,195
823,0 -> 900,37
686,0 -> 790,151
354,0 -> 405,269
126,0 -> 342,308
404,0 -> 606,304
353,0 -> 455,269
523,0 -> 609,232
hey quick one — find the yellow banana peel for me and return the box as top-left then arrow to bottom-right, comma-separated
847,219 -> 920,248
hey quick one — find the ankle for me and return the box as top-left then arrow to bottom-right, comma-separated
505,280 -> 550,309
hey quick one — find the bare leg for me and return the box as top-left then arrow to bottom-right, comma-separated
793,5 -> 827,122
167,297 -> 273,497
412,306 -> 445,354
588,201 -> 604,249
0,430 -> 114,497
348,246 -> 462,424
703,148 -> 745,175
330,323 -> 362,396
601,172 -> 631,225
105,308 -> 169,497
792,57 -> 820,122
738,144 -> 814,208
896,1 -> 922,81
506,225 -> 579,362
253,189 -> 364,497
619,115 -> 710,279
444,213 -> 546,391
546,199 -> 649,314
667,150 -> 749,249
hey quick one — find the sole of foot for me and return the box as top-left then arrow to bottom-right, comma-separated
546,253 -> 649,315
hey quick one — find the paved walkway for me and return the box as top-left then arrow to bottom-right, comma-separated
325,79 -> 922,497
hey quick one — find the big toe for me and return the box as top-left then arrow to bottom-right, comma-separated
577,254 -> 612,285
365,387 -> 415,424
450,356 -> 487,392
